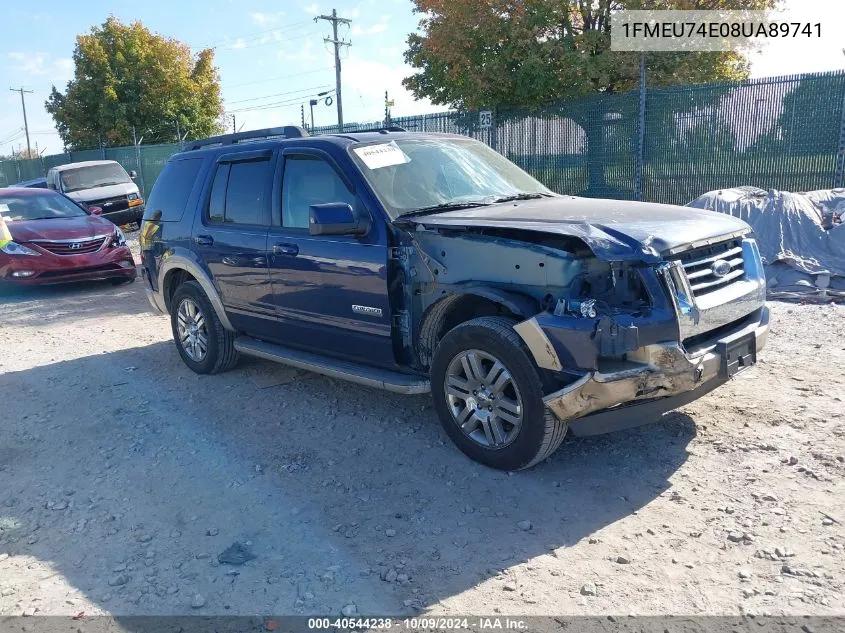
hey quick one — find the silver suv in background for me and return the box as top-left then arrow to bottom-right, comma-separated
46,160 -> 145,226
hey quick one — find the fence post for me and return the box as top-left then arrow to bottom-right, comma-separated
635,53 -> 646,201
132,126 -> 147,197
13,155 -> 21,183
835,80 -> 845,189
490,108 -> 498,152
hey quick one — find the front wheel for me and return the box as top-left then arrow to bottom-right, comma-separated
170,280 -> 239,374
430,316 -> 567,470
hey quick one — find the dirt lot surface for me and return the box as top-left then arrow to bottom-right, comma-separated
1,237 -> 844,617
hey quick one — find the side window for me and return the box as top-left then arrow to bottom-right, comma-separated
207,158 -> 272,226
208,164 -> 229,224
281,156 -> 356,229
145,158 -> 203,222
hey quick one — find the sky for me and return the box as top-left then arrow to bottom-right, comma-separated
1,0 -> 843,158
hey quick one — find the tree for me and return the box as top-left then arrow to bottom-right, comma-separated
46,17 -> 224,150
404,0 -> 779,196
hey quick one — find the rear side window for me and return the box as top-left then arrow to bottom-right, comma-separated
145,158 -> 203,222
207,159 -> 272,226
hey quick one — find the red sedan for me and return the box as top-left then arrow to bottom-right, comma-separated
0,187 -> 136,286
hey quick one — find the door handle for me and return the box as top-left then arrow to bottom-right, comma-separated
272,243 -> 299,256
194,234 -> 214,246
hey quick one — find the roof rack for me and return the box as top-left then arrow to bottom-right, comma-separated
185,126 -> 308,151
337,125 -> 407,134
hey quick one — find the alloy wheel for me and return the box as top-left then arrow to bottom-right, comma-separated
444,349 -> 524,449
176,298 -> 208,362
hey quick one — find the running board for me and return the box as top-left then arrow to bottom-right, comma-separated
234,336 -> 430,395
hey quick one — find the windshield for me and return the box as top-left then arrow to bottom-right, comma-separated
0,192 -> 88,221
349,136 -> 552,218
60,163 -> 131,193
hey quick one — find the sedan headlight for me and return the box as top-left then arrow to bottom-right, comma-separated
0,241 -> 41,256
111,227 -> 127,248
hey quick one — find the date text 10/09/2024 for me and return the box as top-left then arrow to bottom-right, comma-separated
307,618 -> 528,630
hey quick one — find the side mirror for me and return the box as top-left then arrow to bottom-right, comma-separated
129,170 -> 137,180
309,203 -> 370,236
89,206 -> 103,216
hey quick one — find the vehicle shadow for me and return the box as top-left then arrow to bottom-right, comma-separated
0,278 -> 151,327
0,337 -> 695,617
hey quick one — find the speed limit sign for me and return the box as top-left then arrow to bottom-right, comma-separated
479,110 -> 493,128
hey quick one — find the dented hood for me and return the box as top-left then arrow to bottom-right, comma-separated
406,196 -> 751,261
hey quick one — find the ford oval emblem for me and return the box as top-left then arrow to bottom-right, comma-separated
711,259 -> 732,278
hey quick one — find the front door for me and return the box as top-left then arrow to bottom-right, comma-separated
193,151 -> 276,336
266,149 -> 394,366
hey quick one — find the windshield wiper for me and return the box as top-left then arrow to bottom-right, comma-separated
92,181 -> 126,188
490,193 -> 550,203
397,201 -> 492,220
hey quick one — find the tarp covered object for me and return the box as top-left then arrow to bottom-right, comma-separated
687,187 -> 845,301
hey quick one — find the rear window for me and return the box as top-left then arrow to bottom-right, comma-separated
144,158 -> 204,222
206,158 -> 272,226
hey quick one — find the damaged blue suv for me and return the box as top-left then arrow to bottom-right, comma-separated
141,126 -> 768,470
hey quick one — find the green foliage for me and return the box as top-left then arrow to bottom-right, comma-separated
46,17 -> 224,150
403,0 -> 778,195
404,0 -> 779,110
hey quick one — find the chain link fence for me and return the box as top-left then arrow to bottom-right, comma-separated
3,70 -> 845,205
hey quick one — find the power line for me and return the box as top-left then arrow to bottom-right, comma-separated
215,29 -> 320,53
0,128 -> 24,145
228,89 -> 335,114
226,84 -> 333,105
316,9 -> 351,132
196,19 -> 313,50
225,67 -> 332,89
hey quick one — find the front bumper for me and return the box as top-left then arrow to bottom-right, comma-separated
544,305 -> 769,435
102,205 -> 144,227
0,242 -> 137,285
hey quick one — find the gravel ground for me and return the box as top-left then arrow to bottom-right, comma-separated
1,248 -> 843,617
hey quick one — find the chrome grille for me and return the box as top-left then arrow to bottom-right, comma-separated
677,239 -> 745,297
31,237 -> 107,255
89,195 -> 130,212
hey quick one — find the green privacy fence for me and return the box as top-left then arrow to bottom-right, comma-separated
0,142 -> 181,198
3,70 -> 845,205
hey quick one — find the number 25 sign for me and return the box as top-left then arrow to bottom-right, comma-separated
479,110 -> 493,129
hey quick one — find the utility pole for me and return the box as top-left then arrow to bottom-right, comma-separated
9,87 -> 33,157
316,9 -> 351,132
301,104 -> 306,130
231,114 -> 236,134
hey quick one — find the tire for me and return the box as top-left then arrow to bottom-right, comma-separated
170,280 -> 239,374
430,316 -> 567,470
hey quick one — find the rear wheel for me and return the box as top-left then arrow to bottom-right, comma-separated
431,316 -> 567,470
170,280 -> 239,374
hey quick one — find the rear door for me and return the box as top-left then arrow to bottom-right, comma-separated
266,148 -> 394,366
192,149 -> 276,335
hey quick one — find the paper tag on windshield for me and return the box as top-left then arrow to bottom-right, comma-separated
353,141 -> 410,170
0,203 -> 10,222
